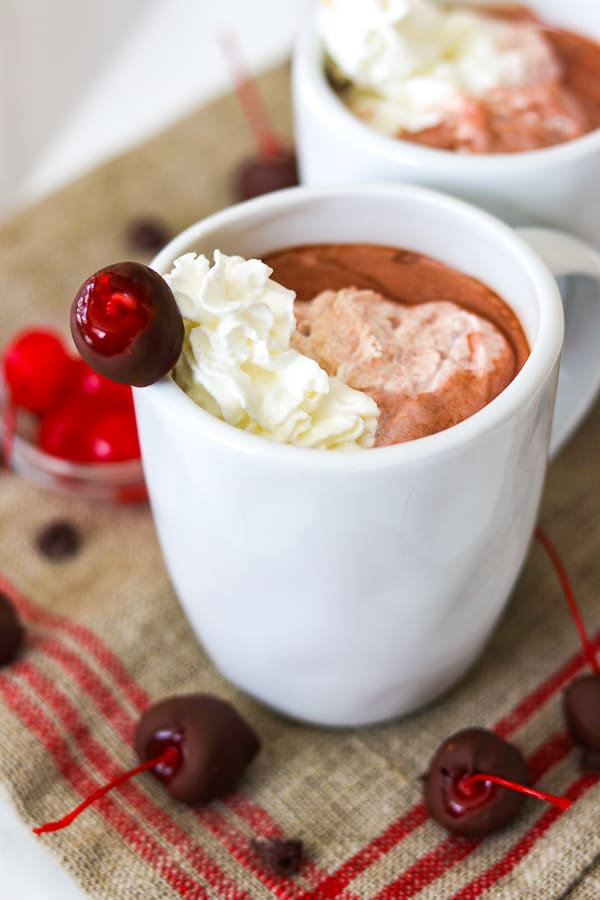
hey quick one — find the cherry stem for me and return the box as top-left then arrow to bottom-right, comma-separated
535,527 -> 600,675
219,31 -> 284,158
460,773 -> 572,812
32,746 -> 180,835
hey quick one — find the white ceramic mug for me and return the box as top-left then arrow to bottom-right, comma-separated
135,184 -> 600,727
293,0 -> 600,242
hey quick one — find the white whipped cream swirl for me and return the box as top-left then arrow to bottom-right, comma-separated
166,251 -> 380,449
320,0 -> 560,134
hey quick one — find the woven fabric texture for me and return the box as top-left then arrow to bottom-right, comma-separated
0,63 -> 599,899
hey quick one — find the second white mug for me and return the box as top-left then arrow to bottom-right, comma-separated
293,0 -> 600,242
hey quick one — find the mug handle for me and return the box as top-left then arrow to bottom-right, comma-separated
516,227 -> 600,458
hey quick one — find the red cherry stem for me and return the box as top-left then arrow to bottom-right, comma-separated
219,32 -> 284,158
459,773 -> 572,812
32,746 -> 180,835
535,527 -> 600,675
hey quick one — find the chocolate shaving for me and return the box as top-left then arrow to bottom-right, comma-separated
251,836 -> 303,877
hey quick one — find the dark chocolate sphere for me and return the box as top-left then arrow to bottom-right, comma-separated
0,592 -> 24,666
35,520 -> 81,561
564,674 -> 600,772
126,217 -> 171,255
71,262 -> 184,387
235,151 -> 298,202
134,693 -> 260,805
423,728 -> 529,838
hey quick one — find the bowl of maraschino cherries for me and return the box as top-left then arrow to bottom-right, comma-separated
0,323 -> 146,503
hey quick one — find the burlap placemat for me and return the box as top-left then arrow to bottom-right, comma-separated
0,62 -> 599,900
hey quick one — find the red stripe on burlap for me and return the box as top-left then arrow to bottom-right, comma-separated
448,775 -> 598,900
0,576 -> 325,899
303,804 -> 430,898
302,628 -> 600,899
40,637 -> 136,744
370,731 -> 575,900
0,675 -> 208,900
0,575 -> 147,713
33,638 -> 324,899
14,660 -> 254,900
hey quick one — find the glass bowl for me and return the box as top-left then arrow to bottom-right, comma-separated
0,389 -> 147,504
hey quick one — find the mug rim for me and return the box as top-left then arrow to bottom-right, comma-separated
294,17 -> 600,173
147,182 -> 563,471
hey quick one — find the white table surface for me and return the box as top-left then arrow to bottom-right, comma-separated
1,1 -> 310,896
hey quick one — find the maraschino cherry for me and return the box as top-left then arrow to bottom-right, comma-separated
70,359 -> 134,410
2,329 -> 72,415
71,262 -> 184,387
423,728 -> 570,838
33,693 -> 260,834
535,528 -> 600,773
38,399 -> 96,462
87,409 -> 141,463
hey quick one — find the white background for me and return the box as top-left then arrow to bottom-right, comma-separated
0,1 -> 309,896
0,0 -> 311,215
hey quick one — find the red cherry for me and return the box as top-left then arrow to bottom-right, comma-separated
71,262 -> 183,387
70,359 -> 133,410
86,409 -> 140,462
2,329 -> 72,414
38,400 -> 95,462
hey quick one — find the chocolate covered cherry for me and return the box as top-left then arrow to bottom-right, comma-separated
564,675 -> 600,772
135,693 -> 261,804
424,728 -> 529,838
235,150 -> 298,201
0,592 -> 24,666
70,262 -> 184,387
33,692 -> 261,835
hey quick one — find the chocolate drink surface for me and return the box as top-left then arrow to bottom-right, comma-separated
264,243 -> 530,447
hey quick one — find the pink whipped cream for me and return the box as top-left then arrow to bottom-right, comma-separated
293,288 -> 517,446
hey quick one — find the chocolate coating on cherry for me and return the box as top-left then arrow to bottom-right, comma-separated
235,150 -> 298,201
0,592 -> 24,666
423,728 -> 529,838
71,262 -> 184,387
134,693 -> 260,805
564,675 -> 600,772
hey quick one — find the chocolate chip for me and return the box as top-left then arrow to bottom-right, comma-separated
36,521 -> 81,561
0,591 -> 24,665
251,836 -> 303,877
126,217 -> 171,255
235,151 -> 299,202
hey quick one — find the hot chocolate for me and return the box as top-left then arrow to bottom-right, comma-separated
265,243 -> 529,446
322,1 -> 600,154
